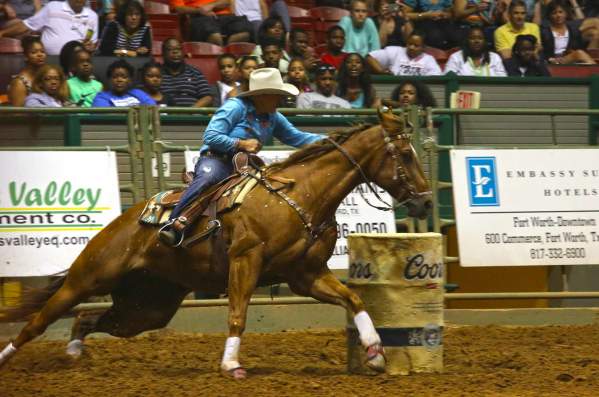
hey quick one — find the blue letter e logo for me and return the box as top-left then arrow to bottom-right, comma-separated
466,157 -> 499,206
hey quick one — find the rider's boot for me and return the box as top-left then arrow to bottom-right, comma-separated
158,216 -> 188,247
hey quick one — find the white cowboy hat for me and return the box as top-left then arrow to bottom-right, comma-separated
237,68 -> 299,97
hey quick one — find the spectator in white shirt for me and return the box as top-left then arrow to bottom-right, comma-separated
297,63 -> 351,109
366,32 -> 442,76
445,26 -> 507,77
0,0 -> 98,55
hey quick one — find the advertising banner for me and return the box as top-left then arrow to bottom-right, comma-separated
450,149 -> 599,266
185,150 -> 396,269
0,152 -> 122,276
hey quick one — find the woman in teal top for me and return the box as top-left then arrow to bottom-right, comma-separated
336,53 -> 379,109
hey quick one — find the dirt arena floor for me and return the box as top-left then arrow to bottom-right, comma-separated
1,325 -> 599,397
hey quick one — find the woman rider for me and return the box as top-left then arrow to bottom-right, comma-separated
159,68 -> 324,246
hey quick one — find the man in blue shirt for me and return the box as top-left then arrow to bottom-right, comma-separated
159,68 -> 323,246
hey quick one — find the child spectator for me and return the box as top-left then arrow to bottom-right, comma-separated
59,41 -> 85,77
251,16 -> 290,73
337,53 -> 379,108
373,0 -> 412,48
320,26 -> 348,70
288,28 -> 318,72
445,27 -> 507,76
139,61 -> 174,107
160,38 -> 213,107
367,32 -> 442,76
98,0 -> 151,57
283,58 -> 312,107
92,59 -> 156,106
386,80 -> 437,108
495,0 -> 541,60
228,55 -> 259,98
403,0 -> 461,49
68,49 -> 103,107
297,63 -> 351,109
541,0 -> 595,64
8,35 -> 46,106
211,53 -> 240,107
25,65 -> 69,107
0,0 -> 98,55
503,34 -> 550,76
338,0 -> 381,57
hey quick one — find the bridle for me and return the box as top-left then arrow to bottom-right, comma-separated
325,122 -> 432,211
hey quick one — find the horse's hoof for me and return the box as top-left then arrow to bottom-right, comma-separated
365,344 -> 386,373
221,367 -> 247,380
65,339 -> 83,358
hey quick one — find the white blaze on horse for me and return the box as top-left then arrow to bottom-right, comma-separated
0,108 -> 432,378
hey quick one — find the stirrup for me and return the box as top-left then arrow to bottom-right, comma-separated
158,220 -> 185,247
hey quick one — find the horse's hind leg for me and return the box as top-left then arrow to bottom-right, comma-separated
0,282 -> 87,367
289,270 -> 386,372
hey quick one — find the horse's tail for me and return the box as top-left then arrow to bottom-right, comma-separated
0,275 -> 66,323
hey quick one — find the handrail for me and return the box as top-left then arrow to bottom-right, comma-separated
68,291 -> 599,312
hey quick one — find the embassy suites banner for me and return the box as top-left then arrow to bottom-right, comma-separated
450,149 -> 599,266
0,152 -> 121,276
185,150 -> 396,270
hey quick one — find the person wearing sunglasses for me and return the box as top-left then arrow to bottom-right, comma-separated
296,63 -> 351,109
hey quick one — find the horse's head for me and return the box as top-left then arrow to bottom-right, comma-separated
367,106 -> 433,219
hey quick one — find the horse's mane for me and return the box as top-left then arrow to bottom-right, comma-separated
266,123 -> 373,173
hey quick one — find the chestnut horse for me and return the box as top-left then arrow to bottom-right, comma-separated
0,108 -> 432,378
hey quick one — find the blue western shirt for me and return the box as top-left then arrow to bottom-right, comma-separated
200,97 -> 323,154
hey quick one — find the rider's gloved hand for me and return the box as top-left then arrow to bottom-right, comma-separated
237,139 -> 262,154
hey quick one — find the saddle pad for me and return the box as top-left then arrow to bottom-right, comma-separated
138,174 -> 260,226
139,190 -> 179,226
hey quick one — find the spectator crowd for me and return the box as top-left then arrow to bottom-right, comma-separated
2,0 -> 599,108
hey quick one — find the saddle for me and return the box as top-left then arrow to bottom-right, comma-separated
139,152 -> 266,228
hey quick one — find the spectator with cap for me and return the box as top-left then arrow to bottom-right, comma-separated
297,63 -> 351,109
160,38 -> 213,107
98,0 -> 151,57
338,0 -> 381,57
92,59 -> 156,106
0,0 -> 98,55
170,0 -> 252,46
8,35 -> 46,107
494,0 -> 541,60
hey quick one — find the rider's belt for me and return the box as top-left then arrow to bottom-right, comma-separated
203,150 -> 230,161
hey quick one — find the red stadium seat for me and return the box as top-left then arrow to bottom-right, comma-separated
186,56 -> 220,84
0,38 -> 22,54
145,1 -> 170,14
288,5 -> 309,17
182,41 -> 224,57
309,7 -> 349,45
224,42 -> 256,56
548,65 -> 599,78
424,46 -> 449,68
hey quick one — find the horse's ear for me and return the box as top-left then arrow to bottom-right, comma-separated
377,105 -> 406,134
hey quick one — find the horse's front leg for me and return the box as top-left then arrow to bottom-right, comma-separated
289,270 -> 386,372
221,244 -> 263,379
